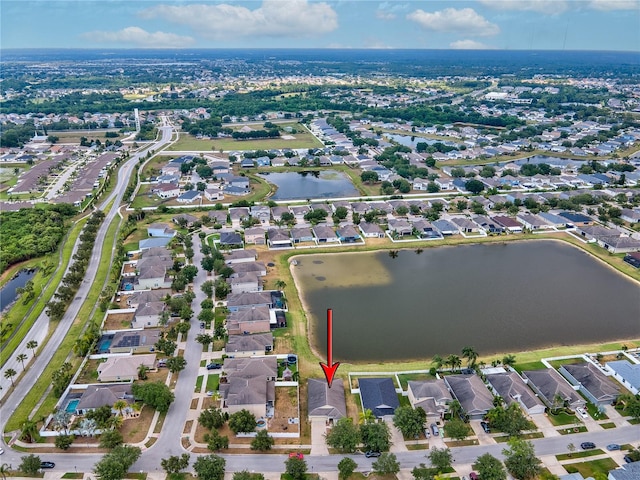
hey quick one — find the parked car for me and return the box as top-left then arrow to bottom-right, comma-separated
0,447 -> 4,455
200,322 -> 205,329
40,462 -> 56,469
580,442 -> 596,450
430,423 -> 439,436
576,407 -> 589,419
623,455 -> 636,463
288,452 -> 304,459
607,444 -> 621,451
206,363 -> 222,370
365,451 -> 381,458
480,421 -> 490,433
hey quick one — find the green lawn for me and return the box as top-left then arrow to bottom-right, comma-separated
130,183 -> 168,209
195,375 -> 204,392
206,374 -> 219,392
547,411 -> 578,426
397,372 -> 436,390
513,360 -> 546,373
559,426 -> 588,435
168,124 -> 323,152
586,402 -> 608,420
563,458 -> 618,476
548,357 -> 585,369
556,449 -> 604,461
599,422 -> 616,429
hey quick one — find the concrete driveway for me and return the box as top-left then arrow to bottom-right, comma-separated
310,418 -> 329,456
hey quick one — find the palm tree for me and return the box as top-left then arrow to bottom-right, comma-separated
388,250 -> 399,259
359,408 -> 376,424
16,353 -> 28,371
461,346 -> 478,368
446,354 -> 461,372
138,364 -> 149,380
113,400 -> 128,417
108,415 -> 124,430
79,418 -> 97,437
19,419 -> 40,443
448,400 -> 463,419
53,409 -> 72,435
3,369 -> 16,387
26,340 -> 38,357
431,354 -> 444,371
502,354 -> 516,368
275,280 -> 287,291
0,463 -> 10,480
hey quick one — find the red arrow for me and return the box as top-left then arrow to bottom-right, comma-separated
320,308 -> 340,387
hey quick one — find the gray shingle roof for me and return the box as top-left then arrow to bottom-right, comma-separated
561,362 -> 620,403
308,378 -> 347,419
486,371 -> 544,411
444,374 -> 494,416
359,377 -> 399,418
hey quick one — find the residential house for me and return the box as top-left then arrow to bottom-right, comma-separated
172,213 -> 199,227
621,208 -> 640,224
226,292 -> 273,312
412,219 -> 442,239
225,333 -> 273,357
516,213 -> 553,231
557,211 -> 594,227
451,217 -> 480,234
207,210 -> 228,225
224,249 -> 258,264
308,378 -> 347,423
486,371 -> 546,415
492,216 -> 523,233
177,190 -> 202,204
539,212 -> 570,228
108,329 -> 161,354
126,289 -> 170,309
359,222 -> 385,238
432,219 -> 459,236
227,272 -> 262,295
136,265 -> 170,290
132,301 -> 165,329
97,354 -> 157,382
605,360 -> 640,395
289,205 -> 311,223
146,223 -> 176,238
226,306 -> 271,335
219,232 -> 243,248
267,228 -> 293,249
444,374 -> 495,420
244,227 -> 266,245
153,183 -> 180,199
608,462 -> 640,480
336,224 -> 361,243
358,377 -> 400,418
559,362 -> 620,406
522,369 -> 585,410
75,384 -> 134,415
229,207 -> 250,228
407,380 -> 453,421
220,356 -> 277,418
250,205 -> 271,226
388,218 -> 413,237
290,227 -> 315,244
312,225 -> 339,243
204,187 -> 224,202
270,206 -> 290,223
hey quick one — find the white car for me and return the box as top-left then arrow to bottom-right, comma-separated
576,407 -> 589,419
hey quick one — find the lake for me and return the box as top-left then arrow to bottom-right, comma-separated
291,240 -> 640,362
0,268 -> 37,312
259,170 -> 359,200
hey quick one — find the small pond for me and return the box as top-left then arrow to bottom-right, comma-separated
0,268 -> 37,312
259,170 -> 359,200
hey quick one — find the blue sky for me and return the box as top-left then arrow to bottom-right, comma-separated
1,0 -> 639,51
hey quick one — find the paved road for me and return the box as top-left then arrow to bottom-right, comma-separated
0,123 -> 174,430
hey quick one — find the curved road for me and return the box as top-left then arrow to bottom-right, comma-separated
0,122 -> 174,438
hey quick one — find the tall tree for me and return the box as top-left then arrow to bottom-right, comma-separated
26,340 -> 38,357
502,438 -> 542,480
338,457 -> 357,480
193,455 -> 226,480
161,454 -> 190,475
461,346 -> 478,368
475,453 -> 506,480
372,453 -> 400,475
16,353 -> 28,370
19,455 -> 41,476
393,406 -> 426,439
250,429 -> 274,451
284,457 -> 307,480
325,417 -> 360,453
3,368 -> 16,387
358,408 -> 376,425
428,447 -> 453,472
360,421 -> 391,452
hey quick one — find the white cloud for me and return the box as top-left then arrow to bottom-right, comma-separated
478,0 -> 570,14
449,39 -> 493,49
140,0 -> 338,39
588,0 -> 640,10
376,10 -> 396,20
407,8 -> 500,36
81,27 -> 195,48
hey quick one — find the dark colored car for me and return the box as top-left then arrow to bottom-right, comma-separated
606,444 -> 621,451
480,421 -> 490,433
580,442 -> 596,450
40,462 -> 56,469
365,451 -> 381,458
623,455 -> 637,463
206,363 -> 222,370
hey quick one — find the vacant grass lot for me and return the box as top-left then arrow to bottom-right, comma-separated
168,124 -> 323,152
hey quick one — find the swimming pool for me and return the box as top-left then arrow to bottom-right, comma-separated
97,335 -> 114,353
65,399 -> 79,413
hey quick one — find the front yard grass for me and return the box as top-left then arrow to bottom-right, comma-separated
563,458 -> 618,477
556,449 -> 604,461
559,426 -> 588,435
547,411 -> 578,426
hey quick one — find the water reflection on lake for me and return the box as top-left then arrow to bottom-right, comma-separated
259,170 -> 359,200
292,241 -> 640,362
